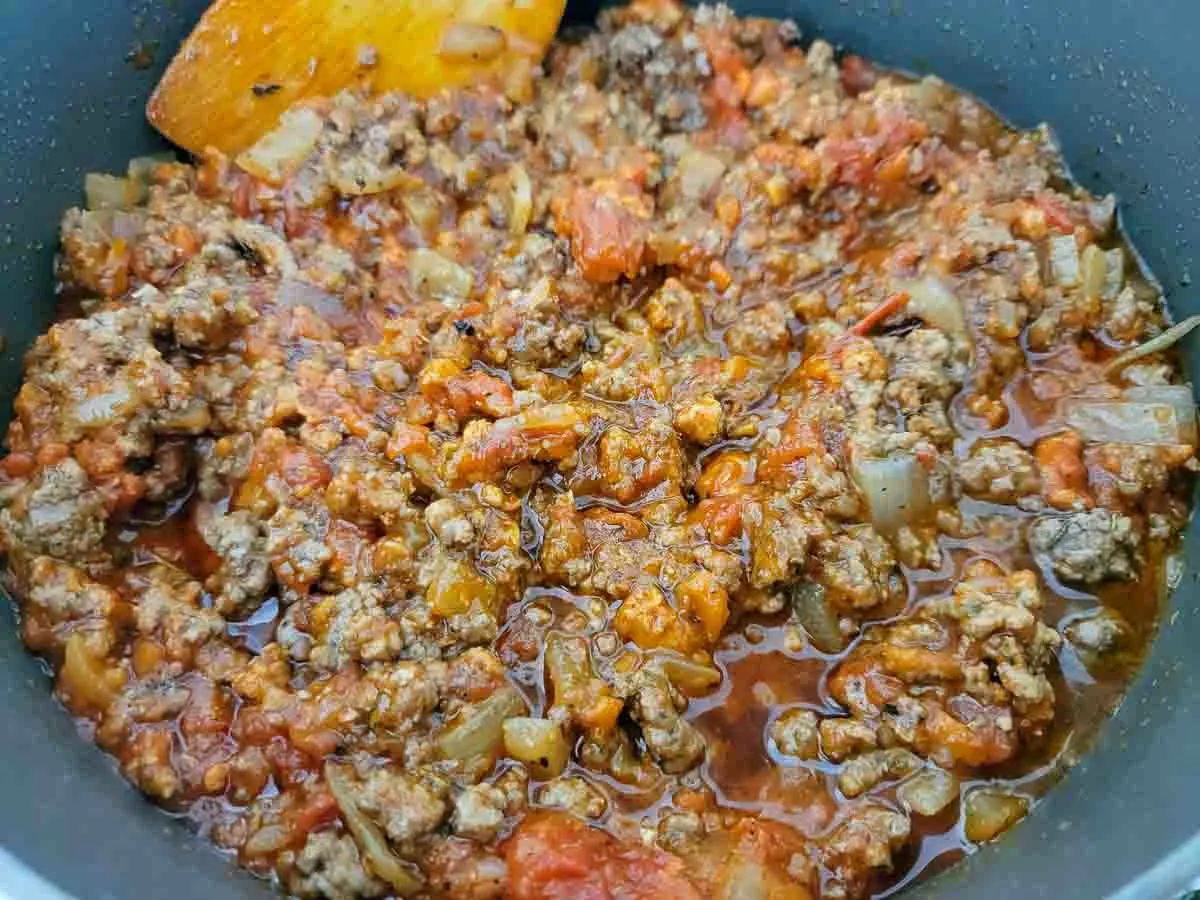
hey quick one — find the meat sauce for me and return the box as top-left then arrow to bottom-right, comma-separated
0,1 -> 1194,898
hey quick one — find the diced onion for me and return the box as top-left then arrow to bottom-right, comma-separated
674,149 -> 727,201
565,126 -> 597,159
84,173 -> 137,211
502,716 -> 570,779
236,107 -> 324,185
401,188 -> 444,235
325,763 -> 423,895
59,633 -> 122,712
543,632 -> 623,730
77,209 -> 115,239
69,384 -> 140,431
242,825 -> 291,857
652,652 -> 722,696
1124,384 -> 1196,404
1062,386 -> 1197,445
850,452 -> 931,532
1124,384 -> 1197,443
156,397 -> 212,434
1079,244 -> 1106,299
436,685 -> 526,761
1102,248 -> 1125,300
507,164 -> 533,235
896,768 -> 959,816
276,278 -> 342,318
110,210 -> 144,241
126,153 -> 176,186
1102,315 -> 1200,376
545,632 -> 590,705
716,859 -> 769,900
425,558 -> 497,618
330,159 -> 420,196
838,749 -> 921,798
124,153 -> 177,204
1088,194 -> 1117,234
963,789 -> 1029,843
788,582 -> 845,654
439,23 -> 507,62
408,248 -> 474,301
1049,234 -> 1080,286
896,276 -> 967,340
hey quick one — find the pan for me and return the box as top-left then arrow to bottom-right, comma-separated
0,1 -> 1197,898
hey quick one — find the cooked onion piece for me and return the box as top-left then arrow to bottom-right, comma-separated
963,790 -> 1029,843
502,716 -> 570,778
850,452 -> 931,533
1062,386 -> 1197,445
436,685 -> 526,761
325,763 -> 423,895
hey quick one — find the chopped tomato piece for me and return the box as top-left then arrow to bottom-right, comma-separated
696,450 -> 754,498
1,451 -> 35,479
919,698 -> 1018,766
1035,431 -> 1091,510
560,187 -> 649,284
1035,192 -> 1076,233
280,445 -> 332,496
289,789 -> 339,838
420,359 -> 516,420
688,496 -> 744,545
449,405 -> 582,486
840,54 -> 878,95
504,811 -> 703,900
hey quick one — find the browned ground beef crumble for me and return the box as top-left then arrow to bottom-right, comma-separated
0,1 -> 1194,898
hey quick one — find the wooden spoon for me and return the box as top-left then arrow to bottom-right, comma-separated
147,0 -> 566,158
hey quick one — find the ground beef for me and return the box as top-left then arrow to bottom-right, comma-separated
24,556 -> 117,626
837,749 -> 922,798
1064,609 -> 1131,662
424,839 -> 508,900
813,527 -> 902,611
201,509 -> 272,614
451,783 -> 509,841
1029,509 -> 1142,584
770,708 -> 820,759
828,565 -> 1061,770
351,766 -> 450,849
308,586 -> 402,670
819,719 -> 880,763
0,459 -> 107,562
958,439 -> 1042,505
285,832 -> 387,900
821,806 -> 911,896
535,776 -> 609,819
132,566 -> 226,661
617,671 -> 705,773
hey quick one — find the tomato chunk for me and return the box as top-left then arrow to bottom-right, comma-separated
504,811 -> 703,900
561,187 -> 648,284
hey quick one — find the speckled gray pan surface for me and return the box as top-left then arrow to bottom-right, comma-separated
0,1 -> 1198,898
